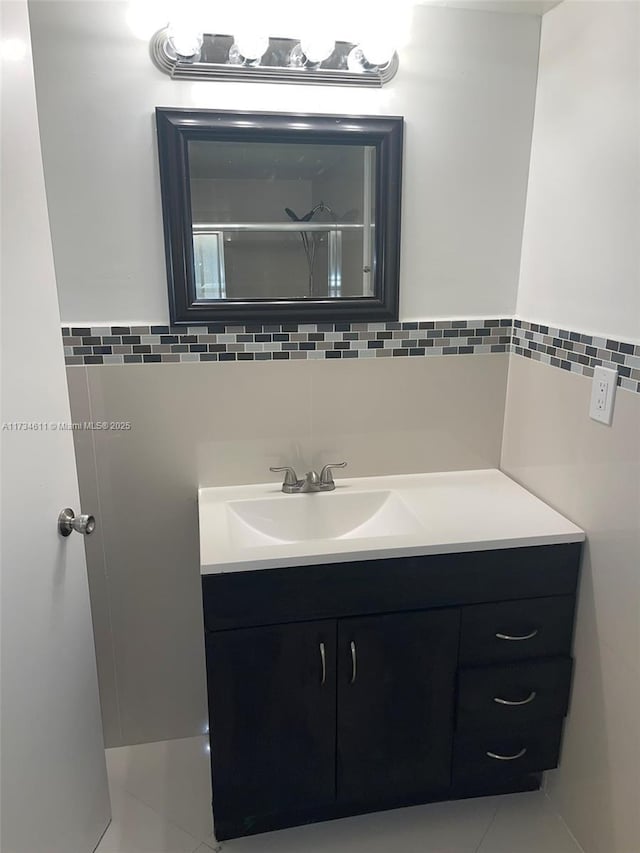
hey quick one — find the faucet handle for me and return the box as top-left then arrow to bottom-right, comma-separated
319,462 -> 347,485
269,466 -> 299,487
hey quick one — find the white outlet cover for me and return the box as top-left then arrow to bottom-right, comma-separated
589,366 -> 618,425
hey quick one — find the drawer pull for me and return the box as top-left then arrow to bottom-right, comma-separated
486,747 -> 528,761
495,629 -> 539,641
319,642 -> 326,686
493,690 -> 537,707
350,640 -> 357,685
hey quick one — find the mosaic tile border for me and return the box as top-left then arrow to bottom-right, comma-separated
512,320 -> 640,394
62,319 -> 512,365
61,318 -> 640,394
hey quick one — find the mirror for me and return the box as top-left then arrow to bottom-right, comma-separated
156,109 -> 403,324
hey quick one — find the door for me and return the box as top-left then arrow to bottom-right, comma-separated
206,620 -> 336,835
337,609 -> 460,804
0,3 -> 111,852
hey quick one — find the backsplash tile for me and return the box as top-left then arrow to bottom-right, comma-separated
61,317 -> 639,393
511,320 -> 640,394
62,319 -> 512,365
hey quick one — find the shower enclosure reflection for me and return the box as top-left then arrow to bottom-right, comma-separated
189,141 -> 376,302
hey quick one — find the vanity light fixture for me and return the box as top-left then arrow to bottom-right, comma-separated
151,28 -> 399,87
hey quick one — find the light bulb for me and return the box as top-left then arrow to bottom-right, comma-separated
358,37 -> 395,67
167,23 -> 203,58
234,33 -> 268,61
300,36 -> 335,64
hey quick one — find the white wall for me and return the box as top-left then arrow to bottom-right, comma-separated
516,0 -> 640,342
504,3 -> 640,851
502,361 -> 640,853
29,0 -> 540,324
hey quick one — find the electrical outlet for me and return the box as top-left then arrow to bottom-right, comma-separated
589,366 -> 617,425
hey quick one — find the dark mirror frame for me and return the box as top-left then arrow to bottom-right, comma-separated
155,107 -> 403,324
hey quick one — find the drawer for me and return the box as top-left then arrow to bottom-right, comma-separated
453,720 -> 564,782
459,596 -> 575,665
457,657 -> 572,730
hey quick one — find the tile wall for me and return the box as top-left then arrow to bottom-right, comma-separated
62,319 -> 512,365
63,318 -> 640,396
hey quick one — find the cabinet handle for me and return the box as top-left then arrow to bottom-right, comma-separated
493,690 -> 537,707
495,629 -> 539,641
319,642 -> 326,686
486,747 -> 528,761
350,640 -> 357,684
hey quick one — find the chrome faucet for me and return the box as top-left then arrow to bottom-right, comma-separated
270,463 -> 347,493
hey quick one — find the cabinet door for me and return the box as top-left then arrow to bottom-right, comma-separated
337,609 -> 460,804
206,620 -> 336,826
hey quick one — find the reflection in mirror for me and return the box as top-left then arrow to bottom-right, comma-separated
155,109 -> 403,323
189,141 -> 376,302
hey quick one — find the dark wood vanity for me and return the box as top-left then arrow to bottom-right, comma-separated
201,542 -> 581,840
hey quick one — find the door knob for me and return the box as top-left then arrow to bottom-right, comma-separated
58,508 -> 96,537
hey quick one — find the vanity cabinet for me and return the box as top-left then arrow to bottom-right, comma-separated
205,609 -> 460,836
336,610 -> 459,805
453,599 -> 575,786
205,621 -> 336,822
202,542 -> 581,840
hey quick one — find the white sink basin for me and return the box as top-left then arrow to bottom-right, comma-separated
198,471 -> 585,574
226,490 -> 423,547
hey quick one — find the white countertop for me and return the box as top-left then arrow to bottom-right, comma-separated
198,469 -> 584,575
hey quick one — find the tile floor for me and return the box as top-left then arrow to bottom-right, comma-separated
97,736 -> 586,853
